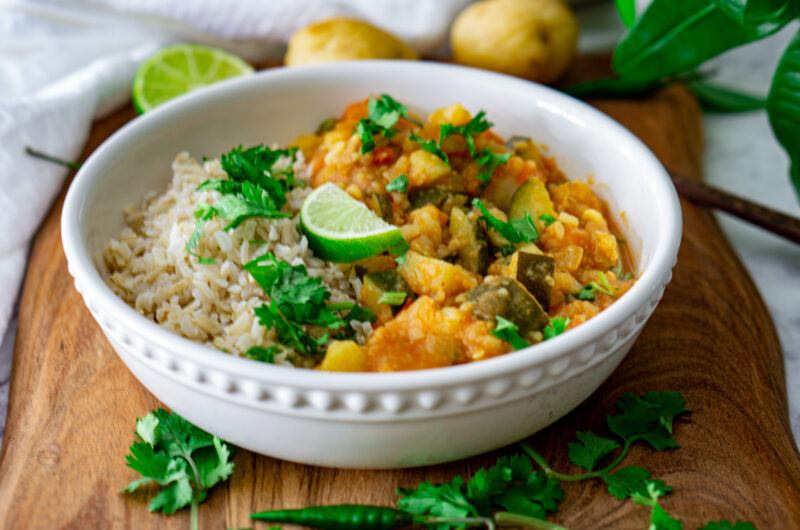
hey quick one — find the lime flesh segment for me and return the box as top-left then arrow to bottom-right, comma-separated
301,183 -> 410,262
132,44 -> 254,114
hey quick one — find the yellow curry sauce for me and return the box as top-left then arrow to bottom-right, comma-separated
292,99 -> 635,372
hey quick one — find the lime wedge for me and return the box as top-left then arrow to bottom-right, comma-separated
301,183 -> 410,262
132,44 -> 254,114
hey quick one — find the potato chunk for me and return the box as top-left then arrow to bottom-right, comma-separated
318,340 -> 371,372
398,251 -> 478,304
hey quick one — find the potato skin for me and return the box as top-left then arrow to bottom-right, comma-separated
451,0 -> 579,84
286,18 -> 418,66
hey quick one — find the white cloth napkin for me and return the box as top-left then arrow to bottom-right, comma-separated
0,0 -> 471,346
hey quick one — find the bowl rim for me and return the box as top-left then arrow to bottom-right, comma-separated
61,60 -> 682,392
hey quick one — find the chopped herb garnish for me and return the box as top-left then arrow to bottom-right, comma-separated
357,94 -> 413,154
212,180 -> 292,229
577,284 -> 597,301
385,173 -> 409,193
248,240 -> 267,245
543,317 -> 570,340
439,111 -> 492,156
500,244 -> 517,256
473,199 -> 538,244
409,132 -> 450,164
578,271 -> 619,301
475,149 -> 512,184
356,119 -> 386,154
539,213 -> 558,226
395,253 -> 407,266
378,291 -> 407,306
491,316 -> 530,350
254,302 -> 328,356
611,258 -> 634,281
244,345 -> 277,363
195,255 -> 215,264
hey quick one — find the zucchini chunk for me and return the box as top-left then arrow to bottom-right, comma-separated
398,251 -> 478,303
449,206 -> 489,274
508,177 -> 557,233
408,187 -> 468,212
466,277 -> 549,338
361,270 -> 415,322
514,252 -> 555,309
367,193 -> 393,223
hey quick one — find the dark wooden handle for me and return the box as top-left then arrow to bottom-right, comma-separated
669,170 -> 800,245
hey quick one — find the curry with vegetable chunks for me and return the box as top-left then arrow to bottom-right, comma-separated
293,95 -> 636,372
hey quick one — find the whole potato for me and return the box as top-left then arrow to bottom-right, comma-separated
286,18 -> 418,66
451,0 -> 579,84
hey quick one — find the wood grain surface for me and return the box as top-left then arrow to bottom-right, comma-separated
1,60 -> 799,529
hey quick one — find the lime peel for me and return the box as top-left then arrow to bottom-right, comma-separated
300,183 -> 409,262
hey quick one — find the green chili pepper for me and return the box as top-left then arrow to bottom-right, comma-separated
251,505 -> 413,530
251,505 -> 495,530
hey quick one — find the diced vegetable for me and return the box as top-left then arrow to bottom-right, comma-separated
466,276 -> 549,338
449,206 -> 489,274
398,251 -> 478,304
353,254 -> 397,276
514,252 -> 555,309
361,270 -> 415,322
318,340 -> 371,372
408,187 -> 468,213
509,177 -> 557,233
367,192 -> 393,222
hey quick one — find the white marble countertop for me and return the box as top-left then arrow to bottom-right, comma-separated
0,3 -> 798,448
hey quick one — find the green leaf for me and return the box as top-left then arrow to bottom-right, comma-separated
473,199 -> 539,244
615,0 -> 637,27
493,471 -> 564,520
491,316 -> 530,351
213,181 -> 291,229
136,413 -> 160,446
244,345 -> 277,363
254,302 -> 327,355
650,504 -> 684,530
466,461 -> 513,515
315,117 -> 337,135
440,111 -> 493,156
220,144 -> 297,209
397,478 -> 479,529
194,436 -> 235,490
604,466 -> 657,500
567,431 -> 619,471
148,475 -> 195,514
717,0 -> 798,29
690,81 -> 766,112
767,27 -> 800,199
543,317 -> 569,340
606,392 -> 687,448
368,94 -> 409,129
410,133 -> 450,164
385,174 -> 409,193
186,202 -> 216,252
476,149 -> 512,184
612,0 -> 788,83
538,214 -> 557,227
700,522 -> 757,530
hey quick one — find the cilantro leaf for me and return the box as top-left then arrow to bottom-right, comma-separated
701,523 -> 757,530
493,471 -> 564,520
539,213 -> 557,227
316,117 -> 337,135
606,391 -> 687,449
124,409 -> 234,517
567,431 -> 619,471
577,284 -> 597,301
213,181 -> 292,229
604,466 -> 656,500
254,302 -> 327,355
543,317 -> 570,340
410,133 -> 450,164
186,202 -> 215,252
220,145 -> 297,208
440,111 -> 492,156
385,174 -> 409,193
244,345 -> 277,363
650,504 -> 684,530
397,478 -> 480,529
466,461 -> 513,515
476,149 -> 512,184
491,316 -> 530,351
473,199 -> 538,244
368,94 -> 409,129
357,119 -> 385,154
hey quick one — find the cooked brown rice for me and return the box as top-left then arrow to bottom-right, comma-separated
102,151 -> 371,367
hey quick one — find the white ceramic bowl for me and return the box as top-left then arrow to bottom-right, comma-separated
61,61 -> 681,469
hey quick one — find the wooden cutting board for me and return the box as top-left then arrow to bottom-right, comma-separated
2,58 -> 800,529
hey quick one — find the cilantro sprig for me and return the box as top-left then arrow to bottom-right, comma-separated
543,317 -> 569,340
385,173 -> 409,193
123,409 -> 234,530
473,198 -> 539,244
357,94 -> 414,154
244,253 -> 376,356
186,145 -> 300,256
577,272 -> 619,301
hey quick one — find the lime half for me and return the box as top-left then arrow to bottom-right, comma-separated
301,183 -> 410,262
132,44 -> 254,114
